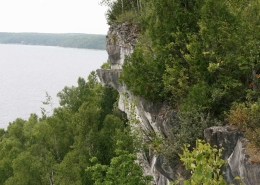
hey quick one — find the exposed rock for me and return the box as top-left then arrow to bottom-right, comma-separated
204,126 -> 243,161
205,126 -> 260,185
97,68 -> 182,185
228,138 -> 260,185
98,22 -> 177,184
98,22 -> 260,185
106,22 -> 140,69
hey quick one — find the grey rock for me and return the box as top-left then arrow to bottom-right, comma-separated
228,137 -> 260,185
98,22 -> 260,185
205,126 -> 260,185
97,68 -> 181,184
204,126 -> 243,160
106,22 -> 140,69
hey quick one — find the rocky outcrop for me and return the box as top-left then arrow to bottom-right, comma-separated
204,126 -> 243,161
204,126 -> 260,185
228,138 -> 260,185
96,68 -> 182,185
106,22 -> 140,69
97,22 -> 182,184
98,22 -> 260,185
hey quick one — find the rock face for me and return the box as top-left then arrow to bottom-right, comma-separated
96,68 -> 182,185
228,138 -> 260,185
205,126 -> 260,185
98,22 -> 260,185
106,22 -> 140,69
97,22 -> 182,185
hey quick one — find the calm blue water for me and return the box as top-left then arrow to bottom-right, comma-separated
0,44 -> 107,129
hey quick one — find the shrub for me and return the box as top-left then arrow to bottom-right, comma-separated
121,44 -> 165,101
171,139 -> 226,185
100,61 -> 111,69
163,108 -> 221,165
228,100 -> 260,163
228,100 -> 260,148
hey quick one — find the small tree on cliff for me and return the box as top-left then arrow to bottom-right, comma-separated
172,139 -> 226,185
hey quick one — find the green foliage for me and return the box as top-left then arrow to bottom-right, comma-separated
98,87 -> 120,129
3,0 -> 260,183
96,115 -> 126,164
121,0 -> 204,104
0,129 -> 5,139
120,0 -> 260,120
101,0 -> 143,24
0,32 -> 106,50
163,108 -> 221,164
5,152 -> 47,185
113,1 -> 260,181
87,141 -> 152,185
104,0 -> 260,120
101,61 -> 111,69
57,71 -> 101,113
122,43 -> 165,101
172,139 -> 226,185
228,100 -> 260,148
0,70 -> 147,185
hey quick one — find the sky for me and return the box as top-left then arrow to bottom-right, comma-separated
0,0 -> 109,34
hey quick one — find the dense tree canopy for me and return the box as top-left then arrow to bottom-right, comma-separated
104,0 -> 260,174
0,71 -> 151,184
2,0 -> 260,184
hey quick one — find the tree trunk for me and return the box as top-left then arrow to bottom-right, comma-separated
121,0 -> 124,14
49,164 -> 55,185
252,66 -> 259,91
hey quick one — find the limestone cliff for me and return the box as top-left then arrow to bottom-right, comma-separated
97,22 -> 260,185
97,22 -> 180,185
205,126 -> 260,185
97,70 -> 183,185
106,22 -> 140,69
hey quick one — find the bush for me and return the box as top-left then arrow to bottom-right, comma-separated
228,100 -> 260,148
163,108 -> 221,165
100,61 -> 111,69
172,139 -> 226,185
228,100 -> 260,164
121,44 -> 165,101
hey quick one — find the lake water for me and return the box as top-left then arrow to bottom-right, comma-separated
0,44 -> 108,130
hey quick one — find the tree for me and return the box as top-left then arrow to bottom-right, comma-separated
234,0 -> 260,93
87,140 -> 152,185
57,71 -> 101,113
4,152 -> 46,185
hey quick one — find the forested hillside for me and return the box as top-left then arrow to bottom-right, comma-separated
107,0 -> 260,146
0,33 -> 106,50
1,0 -> 260,184
0,66 -> 151,184
102,0 -> 260,183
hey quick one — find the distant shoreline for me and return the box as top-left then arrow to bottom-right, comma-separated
0,32 -> 106,50
0,43 -> 106,51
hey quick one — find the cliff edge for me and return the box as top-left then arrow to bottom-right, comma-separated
97,22 -> 260,185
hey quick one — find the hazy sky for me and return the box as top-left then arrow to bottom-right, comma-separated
0,0 -> 109,34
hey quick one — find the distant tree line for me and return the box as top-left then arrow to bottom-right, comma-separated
0,32 -> 106,50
